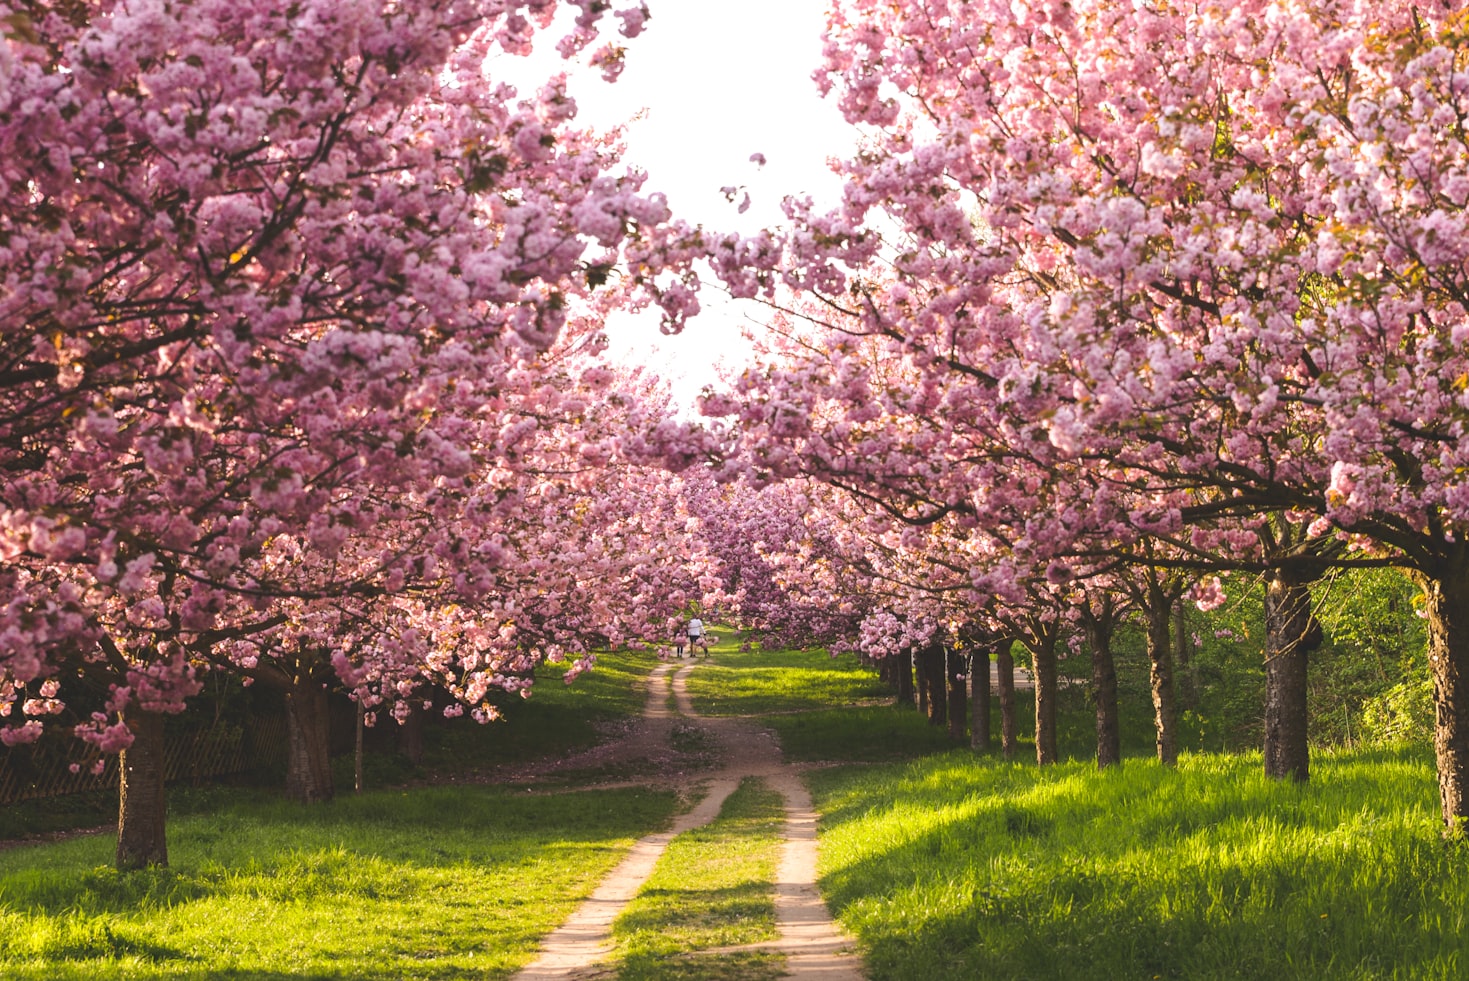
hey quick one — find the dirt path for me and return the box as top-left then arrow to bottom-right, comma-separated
513,661 -> 866,981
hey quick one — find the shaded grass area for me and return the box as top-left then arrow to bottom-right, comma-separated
3,650 -> 663,843
751,654 -> 1196,766
613,777 -> 786,981
764,706 -> 958,763
403,648 -> 671,789
0,784 -> 677,980
685,645 -> 892,717
0,789 -> 114,844
810,745 -> 1468,981
683,644 -> 1169,764
375,649 -> 663,784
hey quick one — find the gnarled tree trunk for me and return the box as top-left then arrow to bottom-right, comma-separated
1264,569 -> 1322,783
970,646 -> 991,751
996,641 -> 1017,761
116,707 -> 168,870
285,682 -> 334,804
1416,558 -> 1469,836
945,646 -> 967,743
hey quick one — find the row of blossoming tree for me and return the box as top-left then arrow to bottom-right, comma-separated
0,0 -> 729,868
688,0 -> 1469,836
8,0 -> 1469,873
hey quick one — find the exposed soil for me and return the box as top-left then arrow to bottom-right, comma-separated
513,661 -> 867,981
0,821 -> 113,854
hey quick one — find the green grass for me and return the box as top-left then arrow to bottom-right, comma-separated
809,744 -> 1469,981
11,634 -> 1459,980
685,645 -> 892,717
612,776 -> 786,981
0,789 -> 115,842
683,643 -> 964,762
762,705 -> 960,763
413,648 -> 662,779
0,784 -> 677,980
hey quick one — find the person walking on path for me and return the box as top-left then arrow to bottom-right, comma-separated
687,617 -> 706,657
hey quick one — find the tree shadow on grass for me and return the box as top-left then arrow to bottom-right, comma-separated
764,707 -> 958,763
0,784 -> 677,917
3,920 -> 190,969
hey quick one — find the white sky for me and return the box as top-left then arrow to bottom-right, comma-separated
505,1 -> 856,406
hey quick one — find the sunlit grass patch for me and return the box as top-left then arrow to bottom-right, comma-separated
614,948 -> 786,981
763,706 -> 958,762
686,646 -> 891,717
0,784 -> 678,980
809,746 -> 1468,980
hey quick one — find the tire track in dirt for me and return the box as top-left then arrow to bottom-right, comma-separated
514,660 -> 865,980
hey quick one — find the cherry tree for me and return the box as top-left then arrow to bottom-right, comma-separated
677,472 -> 870,650
0,0 -> 707,867
695,0 -> 1469,828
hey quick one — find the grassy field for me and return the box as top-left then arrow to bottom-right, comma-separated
687,643 -> 956,762
683,644 -> 891,717
0,784 -> 677,980
366,648 -> 664,786
681,642 -> 1469,979
1,649 -> 664,842
0,648 -> 673,979
810,746 -> 1468,980
5,637 -> 1462,980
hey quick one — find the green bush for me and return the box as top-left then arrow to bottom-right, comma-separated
1359,676 -> 1435,745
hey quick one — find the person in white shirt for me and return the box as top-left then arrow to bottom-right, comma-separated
687,617 -> 706,656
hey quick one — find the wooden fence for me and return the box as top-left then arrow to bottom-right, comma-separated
0,716 -> 287,806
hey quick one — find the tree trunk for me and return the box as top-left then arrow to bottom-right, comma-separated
945,647 -> 967,742
1030,630 -> 1058,766
914,646 -> 929,716
399,699 -> 425,766
922,644 -> 948,728
970,647 -> 991,751
1144,581 -> 1179,766
895,649 -> 916,707
997,642 -> 1017,761
1174,598 -> 1198,709
355,701 -> 366,794
1085,616 -> 1121,770
116,708 -> 168,870
1418,559 -> 1469,835
285,682 -> 335,804
1264,569 -> 1321,783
